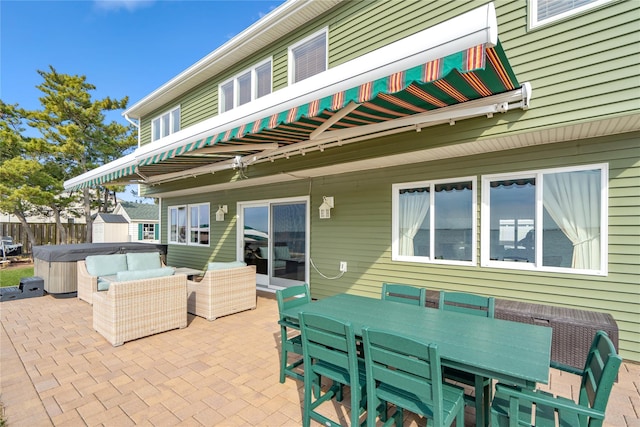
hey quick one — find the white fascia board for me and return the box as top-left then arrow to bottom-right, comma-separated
135,2 -> 498,163
64,152 -> 138,190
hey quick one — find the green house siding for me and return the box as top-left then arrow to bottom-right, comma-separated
304,134 -> 638,362
135,0 -> 638,362
159,132 -> 639,361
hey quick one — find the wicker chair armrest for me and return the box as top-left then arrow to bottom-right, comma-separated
77,260 -> 99,304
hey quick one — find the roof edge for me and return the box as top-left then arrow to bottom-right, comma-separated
124,0 -> 342,119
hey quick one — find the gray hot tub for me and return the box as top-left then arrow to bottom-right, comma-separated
33,243 -> 168,294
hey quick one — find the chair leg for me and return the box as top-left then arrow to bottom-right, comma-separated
302,370 -> 312,427
393,407 -> 404,426
456,404 -> 464,427
279,326 -> 288,383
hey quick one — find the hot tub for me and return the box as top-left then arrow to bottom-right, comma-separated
33,243 -> 168,294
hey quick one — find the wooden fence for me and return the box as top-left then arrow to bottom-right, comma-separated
0,222 -> 88,255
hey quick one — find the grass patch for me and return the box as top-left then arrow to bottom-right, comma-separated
0,266 -> 35,287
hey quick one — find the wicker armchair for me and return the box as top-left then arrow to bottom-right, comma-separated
187,265 -> 256,321
92,274 -> 187,346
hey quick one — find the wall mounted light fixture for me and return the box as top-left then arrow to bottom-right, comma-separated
319,196 -> 334,219
216,205 -> 228,222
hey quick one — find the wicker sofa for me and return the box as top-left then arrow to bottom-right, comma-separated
77,252 -> 166,305
93,273 -> 187,346
187,262 -> 257,321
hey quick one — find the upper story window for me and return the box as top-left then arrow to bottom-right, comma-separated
481,164 -> 608,275
289,28 -> 327,84
151,106 -> 180,142
530,0 -> 612,28
219,59 -> 272,114
392,178 -> 476,266
168,203 -> 210,246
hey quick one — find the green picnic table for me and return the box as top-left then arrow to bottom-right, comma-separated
283,293 -> 552,426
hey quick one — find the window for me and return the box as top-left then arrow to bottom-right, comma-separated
481,164 -> 607,275
151,106 -> 180,142
189,204 -> 210,245
530,0 -> 612,28
141,223 -> 156,241
392,178 -> 476,265
169,203 -> 209,246
219,58 -> 272,113
289,28 -> 327,84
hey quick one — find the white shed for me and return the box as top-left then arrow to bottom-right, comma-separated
92,213 -> 129,243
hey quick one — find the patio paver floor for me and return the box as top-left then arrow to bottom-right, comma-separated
1,292 -> 638,426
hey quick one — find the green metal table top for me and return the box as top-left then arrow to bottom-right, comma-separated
284,293 -> 552,388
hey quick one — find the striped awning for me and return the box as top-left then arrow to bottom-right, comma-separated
136,41 -> 518,173
66,152 -> 138,190
65,41 -> 522,191
64,2 -> 530,191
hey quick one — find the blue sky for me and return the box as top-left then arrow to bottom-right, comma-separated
1,0 -> 285,201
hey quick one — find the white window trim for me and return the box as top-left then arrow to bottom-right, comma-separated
288,27 -> 328,85
529,0 -> 613,29
392,176 -> 477,267
151,105 -> 180,142
218,57 -> 273,114
168,203 -> 210,247
481,163 -> 608,276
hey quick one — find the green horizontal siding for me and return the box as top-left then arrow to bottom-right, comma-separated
137,0 -> 638,145
304,133 -> 639,361
157,132 -> 639,361
180,80 -> 217,129
135,1 -> 639,360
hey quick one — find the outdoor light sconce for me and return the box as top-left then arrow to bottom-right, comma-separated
319,196 -> 334,219
216,205 -> 228,222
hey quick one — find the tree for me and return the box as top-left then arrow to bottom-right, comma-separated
0,101 -> 58,251
28,66 -> 137,242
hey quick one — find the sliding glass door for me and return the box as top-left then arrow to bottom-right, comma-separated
238,197 -> 308,290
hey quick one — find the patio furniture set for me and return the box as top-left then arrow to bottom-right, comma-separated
77,251 -> 256,346
277,283 -> 622,427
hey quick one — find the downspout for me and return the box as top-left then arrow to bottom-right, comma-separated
123,113 -> 141,148
124,113 -> 143,197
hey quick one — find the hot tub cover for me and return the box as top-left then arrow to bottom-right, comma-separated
33,243 -> 168,262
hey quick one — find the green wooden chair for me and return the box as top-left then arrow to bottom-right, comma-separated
439,291 -> 495,427
361,326 -> 465,427
381,283 -> 426,306
491,330 -> 622,427
276,283 -> 311,383
299,312 -> 367,427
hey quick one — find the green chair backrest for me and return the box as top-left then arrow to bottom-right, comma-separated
382,283 -> 426,306
276,283 -> 310,322
362,327 -> 445,426
439,291 -> 495,318
299,311 -> 359,381
578,331 -> 622,423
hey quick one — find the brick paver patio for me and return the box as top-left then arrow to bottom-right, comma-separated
1,292 -> 638,426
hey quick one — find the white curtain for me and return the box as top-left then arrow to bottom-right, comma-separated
543,170 -> 601,270
399,191 -> 430,256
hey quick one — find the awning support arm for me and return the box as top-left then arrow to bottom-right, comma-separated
310,101 -> 360,140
